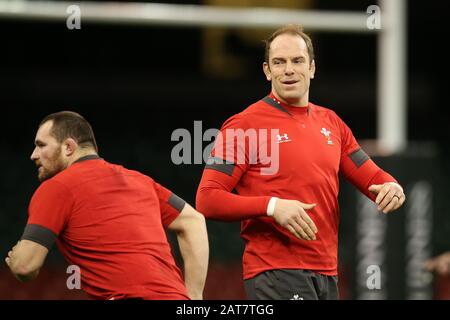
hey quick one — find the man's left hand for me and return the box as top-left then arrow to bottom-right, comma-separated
368,182 -> 405,213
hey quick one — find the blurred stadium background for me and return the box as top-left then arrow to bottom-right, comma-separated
0,0 -> 449,299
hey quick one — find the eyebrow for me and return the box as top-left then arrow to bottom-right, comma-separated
35,139 -> 45,146
271,56 -> 305,62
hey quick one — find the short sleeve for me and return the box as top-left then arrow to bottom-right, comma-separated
152,181 -> 186,228
22,180 -> 74,248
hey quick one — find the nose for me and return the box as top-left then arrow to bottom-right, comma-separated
284,60 -> 294,75
30,147 -> 38,161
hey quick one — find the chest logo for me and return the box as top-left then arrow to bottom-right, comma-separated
277,133 -> 292,144
320,128 -> 333,145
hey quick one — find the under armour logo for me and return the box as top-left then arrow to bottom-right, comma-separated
320,128 -> 333,145
277,133 -> 291,143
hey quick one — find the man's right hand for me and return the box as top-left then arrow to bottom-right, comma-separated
271,199 -> 318,240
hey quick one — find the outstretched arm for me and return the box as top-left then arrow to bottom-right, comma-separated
168,203 -> 209,300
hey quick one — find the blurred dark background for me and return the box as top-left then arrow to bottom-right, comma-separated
0,0 -> 449,299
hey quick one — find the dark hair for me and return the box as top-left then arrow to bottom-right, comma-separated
39,111 -> 98,152
264,24 -> 315,64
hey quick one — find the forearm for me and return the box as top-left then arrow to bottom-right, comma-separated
197,187 -> 270,221
176,219 -> 209,300
5,240 -> 48,282
341,157 -> 399,201
196,169 -> 271,221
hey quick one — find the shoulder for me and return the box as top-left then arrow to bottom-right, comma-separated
311,102 -> 337,118
111,163 -> 157,189
221,99 -> 269,129
58,159 -> 151,189
102,160 -> 155,185
31,178 -> 73,204
35,178 -> 68,193
47,160 -> 97,189
310,102 -> 348,126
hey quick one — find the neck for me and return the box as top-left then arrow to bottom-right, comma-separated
272,91 -> 309,107
68,150 -> 98,167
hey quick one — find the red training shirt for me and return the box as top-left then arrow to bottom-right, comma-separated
197,94 -> 398,279
23,156 -> 189,300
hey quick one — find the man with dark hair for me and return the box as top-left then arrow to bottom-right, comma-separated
196,24 -> 405,300
5,111 -> 209,300
38,111 -> 98,153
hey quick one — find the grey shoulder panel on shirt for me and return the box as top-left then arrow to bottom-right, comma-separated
168,193 -> 186,212
21,224 -> 57,250
349,148 -> 370,168
261,96 -> 292,116
204,157 -> 235,176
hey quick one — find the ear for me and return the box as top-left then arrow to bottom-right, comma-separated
310,60 -> 316,79
263,62 -> 272,81
63,138 -> 78,157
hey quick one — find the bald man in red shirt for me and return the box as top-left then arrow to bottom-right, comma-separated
196,24 -> 405,300
6,111 -> 209,300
